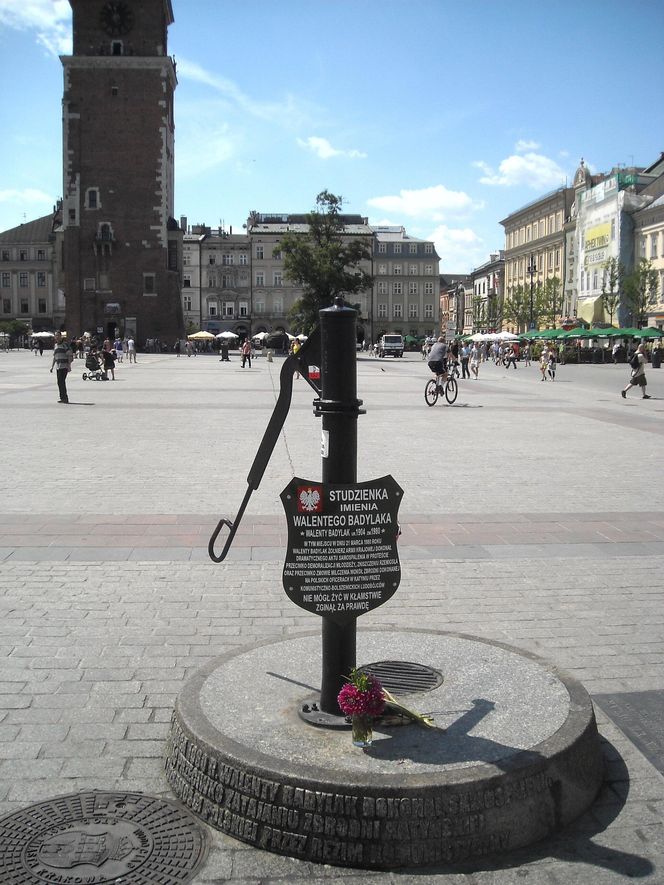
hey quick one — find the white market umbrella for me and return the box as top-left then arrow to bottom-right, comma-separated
216,331 -> 238,339
296,334 -> 308,341
469,333 -> 486,342
496,331 -> 519,341
252,332 -> 268,341
30,331 -> 55,338
187,331 -> 215,340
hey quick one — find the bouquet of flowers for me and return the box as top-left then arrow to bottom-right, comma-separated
337,668 -> 386,718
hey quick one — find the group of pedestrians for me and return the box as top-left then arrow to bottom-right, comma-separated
48,332 -> 136,403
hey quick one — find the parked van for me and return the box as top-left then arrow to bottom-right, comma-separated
377,334 -> 404,358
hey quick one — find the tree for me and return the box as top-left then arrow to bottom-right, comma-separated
623,258 -> 659,327
280,191 -> 374,334
471,296 -> 486,332
502,285 -> 531,331
539,276 -> 562,327
600,257 -> 623,326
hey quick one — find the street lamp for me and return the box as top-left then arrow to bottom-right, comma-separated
527,255 -> 537,330
455,283 -> 463,335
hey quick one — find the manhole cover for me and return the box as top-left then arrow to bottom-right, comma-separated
361,660 -> 443,695
0,790 -> 207,885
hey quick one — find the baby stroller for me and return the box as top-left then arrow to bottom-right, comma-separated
82,352 -> 105,381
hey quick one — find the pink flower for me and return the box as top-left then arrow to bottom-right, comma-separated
337,675 -> 385,717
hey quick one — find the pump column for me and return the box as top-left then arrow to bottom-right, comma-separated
316,298 -> 363,715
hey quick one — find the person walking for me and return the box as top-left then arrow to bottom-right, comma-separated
460,343 -> 470,379
241,338 -> 252,368
539,345 -> 549,381
505,345 -> 517,369
114,337 -> 124,362
547,347 -> 557,381
470,343 -> 480,379
50,331 -> 73,403
174,339 -> 181,357
523,344 -> 531,366
127,336 -> 136,363
621,343 -> 650,399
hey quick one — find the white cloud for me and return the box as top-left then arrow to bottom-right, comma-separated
473,150 -> 567,189
176,122 -> 237,178
0,187 -> 53,206
297,136 -> 366,160
367,185 -> 477,221
428,225 -> 486,274
515,139 -> 540,153
177,57 -> 309,128
0,0 -> 71,54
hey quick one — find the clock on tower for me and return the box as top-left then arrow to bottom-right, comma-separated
61,0 -> 183,344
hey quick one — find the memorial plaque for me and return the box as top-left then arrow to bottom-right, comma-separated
594,690 -> 664,775
280,475 -> 403,623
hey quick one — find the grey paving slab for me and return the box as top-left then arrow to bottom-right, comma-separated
0,352 -> 663,882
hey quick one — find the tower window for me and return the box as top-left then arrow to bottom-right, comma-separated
86,188 -> 99,209
143,273 -> 156,295
111,86 -> 119,97
112,41 -> 123,56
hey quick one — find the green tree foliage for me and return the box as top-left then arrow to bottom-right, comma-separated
502,285 -> 532,330
280,190 -> 373,334
471,295 -> 486,332
600,257 -> 623,326
539,276 -> 562,327
623,258 -> 659,328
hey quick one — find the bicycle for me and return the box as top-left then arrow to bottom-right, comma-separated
424,373 -> 458,406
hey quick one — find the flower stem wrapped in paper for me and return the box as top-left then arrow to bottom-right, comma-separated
338,668 -> 435,728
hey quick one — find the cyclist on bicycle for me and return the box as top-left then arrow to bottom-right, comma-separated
427,337 -> 448,390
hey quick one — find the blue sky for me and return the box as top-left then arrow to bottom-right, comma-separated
1,0 -> 663,272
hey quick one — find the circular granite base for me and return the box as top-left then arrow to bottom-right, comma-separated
165,629 -> 603,870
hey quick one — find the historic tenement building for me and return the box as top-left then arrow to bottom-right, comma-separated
470,252 -> 504,333
60,0 -> 183,343
501,186 -> 575,329
0,208 -> 63,332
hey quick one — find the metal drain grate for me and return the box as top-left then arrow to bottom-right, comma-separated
0,790 -> 207,884
360,660 -> 443,695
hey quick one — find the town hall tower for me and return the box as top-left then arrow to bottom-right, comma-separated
61,0 -> 183,342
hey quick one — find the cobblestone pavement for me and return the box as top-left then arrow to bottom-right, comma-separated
0,350 -> 663,883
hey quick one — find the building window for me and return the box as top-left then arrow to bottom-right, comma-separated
222,254 -> 233,265
273,296 -> 283,313
272,248 -> 282,260
208,256 -> 216,265
209,303 -> 217,316
394,243 -> 402,254
239,253 -> 248,265
37,249 -> 45,260
408,303 -> 418,318
3,298 -> 10,313
408,265 -> 417,276
19,272 -> 28,287
255,245 -> 264,259
393,282 -> 402,295
1,272 -> 9,288
183,275 -> 191,288
239,302 -> 248,317
221,274 -> 233,288
255,272 -> 264,286
36,272 -> 46,287
377,281 -> 388,295
424,243 -> 433,254
19,250 -> 28,261
184,296 -> 192,311
255,300 -> 265,314
143,273 -> 156,295
86,189 -> 99,209
1,250 -> 10,261
393,303 -> 403,318
393,264 -> 402,275
409,282 -> 418,296
20,299 -> 29,313
424,282 -> 434,295
223,302 -> 234,317
555,249 -> 560,267
38,298 -> 47,314
207,275 -> 216,287
377,263 -> 387,275
273,272 -> 282,287
84,278 -> 95,290
377,242 -> 386,254
651,234 -> 659,259
378,303 -> 387,318
409,243 -> 417,254
424,304 -> 434,319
